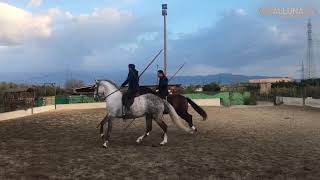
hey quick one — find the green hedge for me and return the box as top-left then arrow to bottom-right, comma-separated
36,97 -> 45,107
69,96 -> 95,104
55,96 -> 69,104
55,95 -> 95,105
183,91 -> 255,106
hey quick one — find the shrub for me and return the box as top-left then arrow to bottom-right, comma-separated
203,82 -> 220,92
243,94 -> 257,105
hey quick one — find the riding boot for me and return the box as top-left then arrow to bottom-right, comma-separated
122,105 -> 126,118
122,103 -> 130,119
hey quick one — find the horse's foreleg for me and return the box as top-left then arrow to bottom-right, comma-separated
99,115 -> 109,139
103,117 -> 113,148
136,115 -> 153,144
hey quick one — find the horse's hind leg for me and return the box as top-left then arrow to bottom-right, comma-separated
155,115 -> 168,145
136,115 -> 152,144
178,111 -> 196,131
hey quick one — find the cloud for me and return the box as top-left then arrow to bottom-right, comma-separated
167,9 -> 319,77
0,2 -> 51,46
179,64 -> 227,76
45,8 -> 154,69
172,9 -> 300,67
27,0 -> 43,8
0,2 -> 319,79
0,4 -> 157,72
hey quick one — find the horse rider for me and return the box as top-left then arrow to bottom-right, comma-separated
121,64 -> 140,117
156,70 -> 168,99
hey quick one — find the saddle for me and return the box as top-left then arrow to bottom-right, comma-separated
133,91 -> 140,98
122,90 -> 140,119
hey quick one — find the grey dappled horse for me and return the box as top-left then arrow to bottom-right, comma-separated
94,80 -> 192,148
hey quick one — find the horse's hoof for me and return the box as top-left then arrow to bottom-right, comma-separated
160,142 -> 167,146
102,142 -> 108,148
136,136 -> 145,144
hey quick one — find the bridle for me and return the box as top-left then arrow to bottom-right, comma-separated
95,80 -> 106,101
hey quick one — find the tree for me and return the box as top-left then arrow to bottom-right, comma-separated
183,86 -> 195,94
203,82 -> 221,92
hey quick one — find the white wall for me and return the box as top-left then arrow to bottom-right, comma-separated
0,109 -> 32,121
192,99 -> 221,106
56,103 -> 106,110
0,103 -> 107,121
276,96 -> 320,108
0,106 -> 56,121
0,99 -> 221,121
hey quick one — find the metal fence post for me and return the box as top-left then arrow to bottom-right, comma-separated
54,85 -> 57,110
302,86 -> 306,110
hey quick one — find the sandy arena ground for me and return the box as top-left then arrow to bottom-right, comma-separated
1,105 -> 320,179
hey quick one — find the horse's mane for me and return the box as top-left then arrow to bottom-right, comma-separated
100,80 -> 119,89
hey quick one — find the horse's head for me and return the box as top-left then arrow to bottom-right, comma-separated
94,80 -> 105,101
94,80 -> 120,101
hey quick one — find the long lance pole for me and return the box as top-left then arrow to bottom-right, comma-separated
124,62 -> 185,131
139,49 -> 163,79
168,62 -> 186,82
103,49 -> 163,99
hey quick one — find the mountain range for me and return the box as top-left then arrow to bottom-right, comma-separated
0,71 -> 268,87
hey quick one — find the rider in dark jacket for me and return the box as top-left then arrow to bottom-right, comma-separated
156,70 -> 168,99
121,64 -> 139,116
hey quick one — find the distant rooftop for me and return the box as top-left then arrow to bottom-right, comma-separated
249,77 -> 293,84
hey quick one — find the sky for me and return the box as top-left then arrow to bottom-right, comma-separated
0,0 -> 319,79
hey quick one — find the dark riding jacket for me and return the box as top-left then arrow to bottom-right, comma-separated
157,76 -> 168,98
121,69 -> 139,91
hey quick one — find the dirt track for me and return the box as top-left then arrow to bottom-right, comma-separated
1,106 -> 320,179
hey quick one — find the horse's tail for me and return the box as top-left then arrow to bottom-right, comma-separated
186,98 -> 208,121
163,101 -> 192,133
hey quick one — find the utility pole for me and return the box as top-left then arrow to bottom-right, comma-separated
306,19 -> 316,79
162,4 -> 168,75
301,59 -> 305,80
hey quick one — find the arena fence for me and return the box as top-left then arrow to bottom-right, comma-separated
35,95 -> 95,107
271,86 -> 320,99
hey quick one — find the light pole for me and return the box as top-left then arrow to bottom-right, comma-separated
162,4 -> 168,75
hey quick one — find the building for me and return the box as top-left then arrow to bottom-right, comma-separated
249,77 -> 294,94
195,86 -> 204,92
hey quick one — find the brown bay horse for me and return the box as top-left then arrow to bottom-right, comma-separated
139,87 -> 207,131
